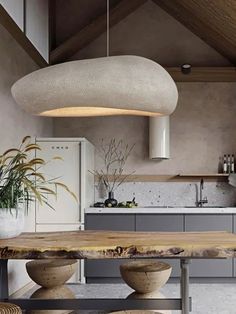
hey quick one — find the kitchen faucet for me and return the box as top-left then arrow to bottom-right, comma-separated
196,178 -> 208,207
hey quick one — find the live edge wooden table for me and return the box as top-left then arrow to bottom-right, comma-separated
1,230 -> 236,314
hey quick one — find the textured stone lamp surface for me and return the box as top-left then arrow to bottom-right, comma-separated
11,55 -> 178,117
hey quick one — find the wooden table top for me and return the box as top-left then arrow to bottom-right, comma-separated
0,230 -> 236,259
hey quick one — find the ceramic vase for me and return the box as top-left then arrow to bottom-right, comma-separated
0,208 -> 24,239
104,191 -> 118,207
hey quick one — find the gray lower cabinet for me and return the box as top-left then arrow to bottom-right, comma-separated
136,214 -> 184,277
85,214 -> 135,282
85,213 -> 235,281
185,214 -> 233,277
233,215 -> 236,277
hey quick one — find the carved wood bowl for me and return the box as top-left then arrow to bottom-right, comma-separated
26,259 -> 77,288
120,260 -> 172,294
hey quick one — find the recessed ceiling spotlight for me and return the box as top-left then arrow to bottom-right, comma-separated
181,64 -> 191,74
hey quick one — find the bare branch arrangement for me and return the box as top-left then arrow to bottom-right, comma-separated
91,138 -> 135,193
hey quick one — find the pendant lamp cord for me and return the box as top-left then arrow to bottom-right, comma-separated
106,0 -> 110,57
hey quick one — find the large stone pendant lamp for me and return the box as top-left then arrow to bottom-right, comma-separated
11,55 -> 178,117
11,0 -> 178,158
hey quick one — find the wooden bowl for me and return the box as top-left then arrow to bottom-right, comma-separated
26,260 -> 77,288
120,260 -> 172,293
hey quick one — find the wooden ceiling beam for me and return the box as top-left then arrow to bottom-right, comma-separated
166,67 -> 236,82
0,5 -> 48,68
153,0 -> 236,64
50,0 -> 147,64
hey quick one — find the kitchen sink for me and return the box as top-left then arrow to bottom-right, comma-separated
143,205 -> 225,208
184,206 -> 224,208
143,206 -> 174,208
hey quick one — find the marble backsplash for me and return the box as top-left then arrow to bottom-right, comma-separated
95,181 -> 236,207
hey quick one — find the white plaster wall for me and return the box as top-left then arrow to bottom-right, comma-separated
54,82 -> 236,175
54,82 -> 236,206
0,23 -> 52,294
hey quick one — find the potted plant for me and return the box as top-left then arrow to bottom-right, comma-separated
91,138 -> 135,207
0,136 -> 77,239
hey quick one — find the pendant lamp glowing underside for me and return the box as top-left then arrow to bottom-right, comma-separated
11,55 -> 178,117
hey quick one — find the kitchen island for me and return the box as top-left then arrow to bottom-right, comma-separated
1,230 -> 236,313
85,207 -> 236,281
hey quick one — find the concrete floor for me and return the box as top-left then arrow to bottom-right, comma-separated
24,283 -> 236,313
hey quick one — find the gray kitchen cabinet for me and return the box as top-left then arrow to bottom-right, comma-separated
136,214 -> 183,232
136,214 -> 184,277
185,214 -> 233,277
233,215 -> 236,277
85,214 -> 135,282
85,213 -> 235,281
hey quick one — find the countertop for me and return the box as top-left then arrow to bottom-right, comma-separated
1,231 -> 236,259
85,207 -> 236,214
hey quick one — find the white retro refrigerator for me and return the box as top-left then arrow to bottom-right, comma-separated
35,138 -> 94,282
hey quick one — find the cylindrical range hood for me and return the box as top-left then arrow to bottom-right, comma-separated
149,116 -> 170,159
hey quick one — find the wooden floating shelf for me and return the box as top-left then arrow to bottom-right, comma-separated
178,174 -> 229,177
95,174 -> 229,182
166,67 -> 236,82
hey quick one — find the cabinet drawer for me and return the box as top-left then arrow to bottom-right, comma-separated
185,214 -> 233,278
136,214 -> 184,231
85,214 -> 135,279
185,215 -> 232,232
136,214 -> 184,277
85,259 -> 129,278
232,215 -> 236,277
85,214 -> 135,230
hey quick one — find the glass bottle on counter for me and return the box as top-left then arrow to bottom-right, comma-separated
231,154 -> 235,173
227,154 -> 231,173
223,154 -> 227,173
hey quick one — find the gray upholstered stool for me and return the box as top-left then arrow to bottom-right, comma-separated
0,302 -> 22,314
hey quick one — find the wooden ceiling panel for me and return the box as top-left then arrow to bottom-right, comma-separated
0,4 -> 48,67
55,0 -> 120,47
50,0 -> 147,64
153,0 -> 236,64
